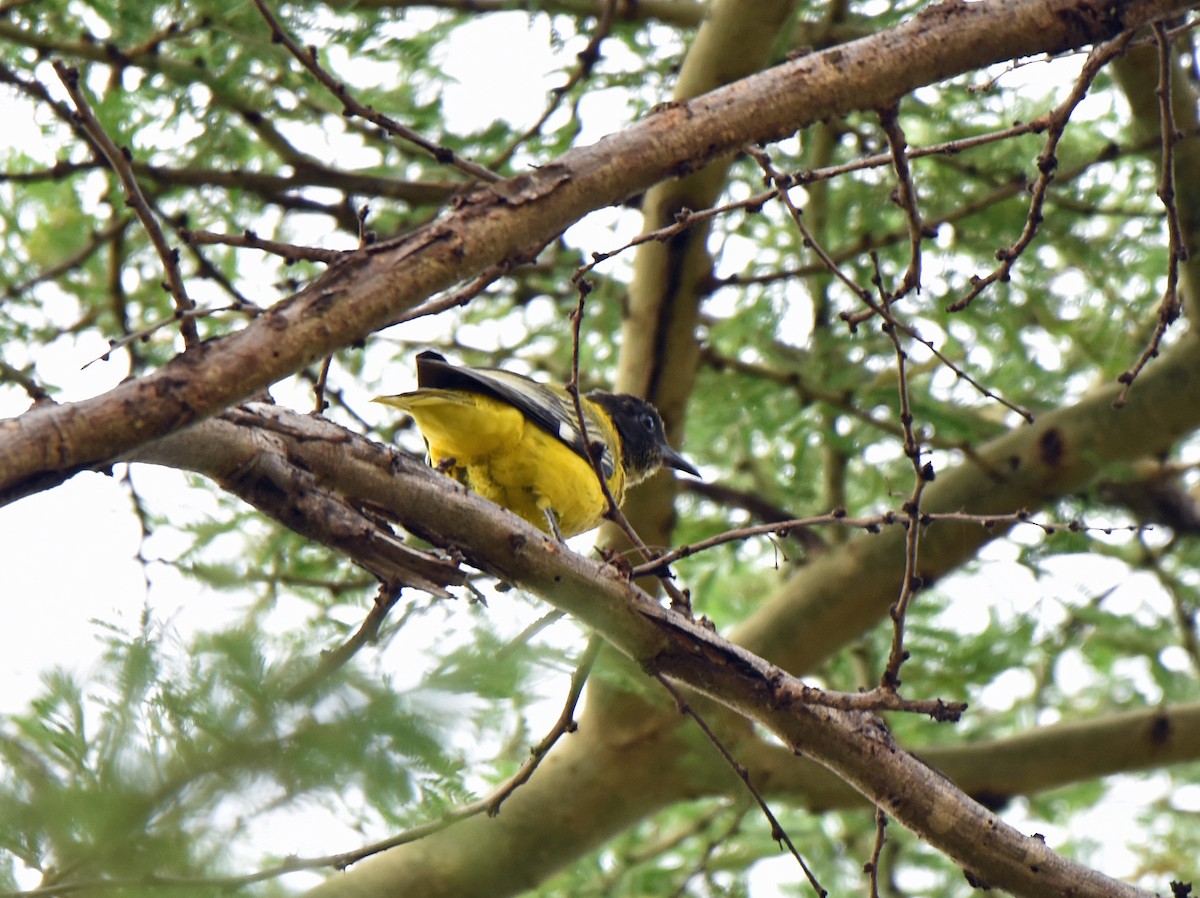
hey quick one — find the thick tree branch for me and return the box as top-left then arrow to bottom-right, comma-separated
2,0 -> 1194,506
734,331 -> 1200,674
241,331 -> 1200,895
126,399 -> 1200,898
128,410 -> 464,597
129,404 -> 1159,898
745,701 -> 1200,812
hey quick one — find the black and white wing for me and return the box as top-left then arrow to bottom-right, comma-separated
415,351 -> 616,479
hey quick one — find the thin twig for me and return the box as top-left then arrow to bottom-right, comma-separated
574,119 -> 1134,293
181,227 -> 346,264
493,610 -> 568,661
0,59 -> 92,148
780,680 -> 966,721
566,280 -> 644,553
632,507 -> 1144,577
865,809 -> 889,898
667,805 -> 751,898
748,144 -> 1033,423
1,217 -> 129,302
574,197 -> 754,281
0,359 -> 51,404
356,203 -> 374,247
797,119 -> 1051,186
861,315 -> 1033,422
946,30 -> 1136,312
283,581 -> 405,701
1116,21 -> 1186,406
119,16 -> 210,59
313,355 -> 333,413
717,136 -> 1172,295
654,674 -> 827,898
52,61 -> 199,347
683,478 -> 827,554
147,193 -> 262,313
490,0 -> 620,169
1138,534 -> 1200,676
277,636 -> 601,879
251,0 -> 498,183
878,103 -> 923,301
381,248 -> 543,331
487,633 -> 601,814
82,304 -> 260,369
745,142 -> 876,319
851,251 -> 933,692
565,279 -> 693,614
700,345 -> 1003,464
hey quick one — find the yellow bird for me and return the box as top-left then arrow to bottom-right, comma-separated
375,351 -> 699,538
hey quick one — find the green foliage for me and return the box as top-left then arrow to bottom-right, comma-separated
2,0 -> 1199,895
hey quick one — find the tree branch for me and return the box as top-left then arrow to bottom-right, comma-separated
129,403 -> 1158,898
3,0 -> 1193,506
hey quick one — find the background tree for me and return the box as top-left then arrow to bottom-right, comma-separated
2,1 -> 1200,897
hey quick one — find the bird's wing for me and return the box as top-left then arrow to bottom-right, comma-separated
415,352 -> 615,479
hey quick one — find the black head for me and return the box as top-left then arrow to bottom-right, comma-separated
587,391 -> 700,485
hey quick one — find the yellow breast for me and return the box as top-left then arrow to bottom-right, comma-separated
389,390 -> 626,537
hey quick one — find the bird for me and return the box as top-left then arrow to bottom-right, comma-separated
374,351 -> 699,538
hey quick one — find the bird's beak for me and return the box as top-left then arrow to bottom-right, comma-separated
661,444 -> 701,479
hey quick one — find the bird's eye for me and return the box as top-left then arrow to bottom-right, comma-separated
640,412 -> 657,432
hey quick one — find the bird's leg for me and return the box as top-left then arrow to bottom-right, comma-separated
542,507 -> 566,543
